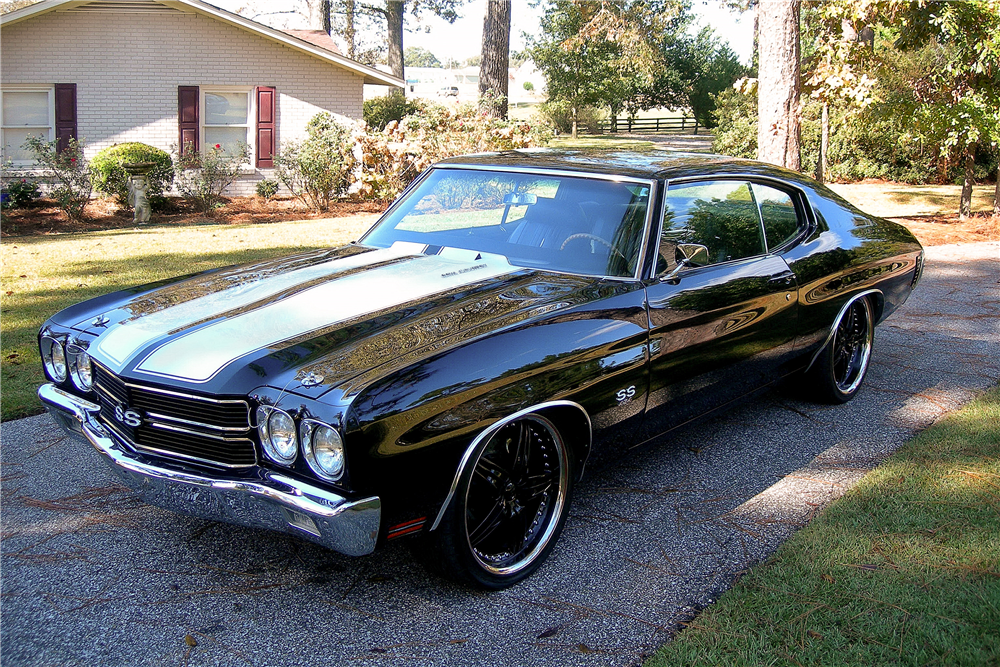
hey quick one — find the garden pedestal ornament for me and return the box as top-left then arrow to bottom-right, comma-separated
123,162 -> 156,224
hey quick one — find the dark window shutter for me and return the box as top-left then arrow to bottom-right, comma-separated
53,84 -> 77,153
178,86 -> 199,155
255,86 -> 276,168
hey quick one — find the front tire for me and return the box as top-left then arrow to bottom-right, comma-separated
811,296 -> 874,403
434,414 -> 573,589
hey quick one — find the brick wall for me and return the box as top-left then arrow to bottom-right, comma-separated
1,5 -> 364,195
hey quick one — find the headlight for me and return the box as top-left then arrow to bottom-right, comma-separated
301,420 -> 345,481
67,344 -> 93,391
256,406 -> 298,464
41,336 -> 68,383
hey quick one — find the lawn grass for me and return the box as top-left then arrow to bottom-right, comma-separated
0,214 -> 377,421
647,385 -> 1000,667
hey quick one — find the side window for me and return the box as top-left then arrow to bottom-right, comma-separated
658,180 -> 766,274
752,183 -> 800,251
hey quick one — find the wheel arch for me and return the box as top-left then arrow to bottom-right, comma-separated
804,288 -> 882,374
428,400 -> 592,532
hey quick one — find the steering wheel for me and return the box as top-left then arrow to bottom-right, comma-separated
560,233 -> 615,252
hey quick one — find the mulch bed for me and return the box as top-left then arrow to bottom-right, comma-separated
0,196 -> 387,237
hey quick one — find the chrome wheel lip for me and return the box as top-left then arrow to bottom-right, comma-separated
833,300 -> 873,395
464,414 -> 570,577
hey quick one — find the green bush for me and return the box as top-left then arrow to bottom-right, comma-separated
90,142 -> 173,208
256,178 -> 279,199
2,178 -> 41,208
531,100 -> 606,135
363,94 -> 421,131
710,84 -> 999,185
275,113 -> 353,211
710,88 -> 757,159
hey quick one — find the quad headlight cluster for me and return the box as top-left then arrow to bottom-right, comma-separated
41,336 -> 93,392
255,406 -> 345,481
66,344 -> 94,391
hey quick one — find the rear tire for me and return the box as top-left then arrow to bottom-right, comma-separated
810,296 -> 874,404
433,414 -> 573,589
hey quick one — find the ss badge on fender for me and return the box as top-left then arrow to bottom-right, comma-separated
616,385 -> 636,404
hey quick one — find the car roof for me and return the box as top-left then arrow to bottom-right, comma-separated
436,148 -> 807,184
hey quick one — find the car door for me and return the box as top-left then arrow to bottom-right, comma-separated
637,178 -> 801,442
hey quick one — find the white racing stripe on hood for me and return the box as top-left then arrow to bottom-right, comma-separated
91,244 -> 421,372
133,248 -> 514,383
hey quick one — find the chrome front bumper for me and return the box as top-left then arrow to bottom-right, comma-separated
38,383 -> 380,557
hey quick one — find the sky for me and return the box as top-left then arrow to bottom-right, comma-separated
214,0 -> 755,66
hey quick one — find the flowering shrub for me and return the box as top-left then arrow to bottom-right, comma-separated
22,136 -> 93,221
275,113 -> 353,211
353,102 -> 551,202
173,142 -> 250,212
1,178 -> 41,209
90,142 -> 173,210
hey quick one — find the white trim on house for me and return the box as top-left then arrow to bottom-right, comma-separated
0,0 -> 404,89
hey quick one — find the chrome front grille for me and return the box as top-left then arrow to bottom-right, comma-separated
93,363 -> 257,468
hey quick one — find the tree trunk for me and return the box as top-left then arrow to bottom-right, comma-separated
308,0 -> 331,33
959,145 -> 975,220
571,106 -> 578,140
479,0 -> 511,119
815,101 -> 829,183
994,162 -> 999,216
343,0 -> 356,58
387,0 -> 405,83
757,0 -> 801,171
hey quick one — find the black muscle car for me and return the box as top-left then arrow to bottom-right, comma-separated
38,149 -> 924,588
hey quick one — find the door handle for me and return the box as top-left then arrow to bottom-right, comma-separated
768,273 -> 796,287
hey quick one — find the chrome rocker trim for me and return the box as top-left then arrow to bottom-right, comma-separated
38,383 -> 380,557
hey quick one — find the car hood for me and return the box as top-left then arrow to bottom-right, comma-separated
72,242 -> 599,399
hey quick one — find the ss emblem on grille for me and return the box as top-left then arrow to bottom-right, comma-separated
114,404 -> 142,428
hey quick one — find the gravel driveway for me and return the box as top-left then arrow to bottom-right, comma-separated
2,241 -> 997,667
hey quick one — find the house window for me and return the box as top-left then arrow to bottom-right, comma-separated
203,89 -> 250,155
179,86 -> 275,168
1,87 -> 53,164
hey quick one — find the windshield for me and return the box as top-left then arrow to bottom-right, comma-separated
361,168 -> 651,278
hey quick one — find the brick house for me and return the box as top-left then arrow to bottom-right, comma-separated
1,0 -> 402,194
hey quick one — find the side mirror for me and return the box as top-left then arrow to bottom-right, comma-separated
661,243 -> 710,282
676,243 -> 710,267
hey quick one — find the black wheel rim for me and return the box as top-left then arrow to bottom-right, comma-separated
832,300 -> 872,394
464,416 -> 568,576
